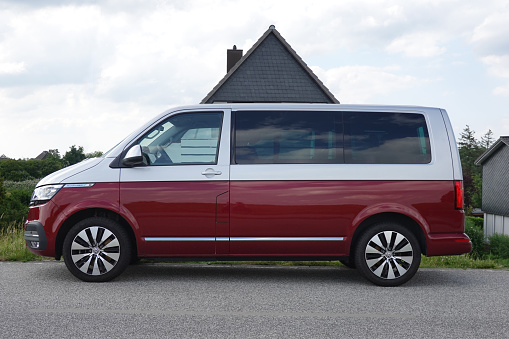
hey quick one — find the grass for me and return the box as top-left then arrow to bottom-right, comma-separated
420,254 -> 502,269
1,220 -> 508,269
205,256 -> 506,269
0,223 -> 43,262
3,179 -> 39,191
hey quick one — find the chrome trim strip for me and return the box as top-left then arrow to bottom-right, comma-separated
24,232 -> 39,238
230,237 -> 344,241
63,183 -> 95,188
143,237 -> 344,242
144,237 -> 215,242
24,232 -> 39,239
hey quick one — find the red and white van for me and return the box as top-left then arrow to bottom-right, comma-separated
25,104 -> 471,286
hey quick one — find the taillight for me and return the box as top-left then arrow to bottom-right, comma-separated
454,181 -> 464,210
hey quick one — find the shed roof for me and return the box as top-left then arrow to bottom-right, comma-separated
201,26 -> 339,104
475,136 -> 509,165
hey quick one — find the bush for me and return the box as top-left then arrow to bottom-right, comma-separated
468,216 -> 484,229
0,180 -> 36,231
0,189 -> 31,230
488,233 -> 509,259
0,159 -> 62,181
465,216 -> 487,259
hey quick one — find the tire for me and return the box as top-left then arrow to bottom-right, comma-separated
63,217 -> 131,282
354,222 -> 421,287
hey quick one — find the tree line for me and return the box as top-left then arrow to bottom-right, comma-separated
0,128 -> 498,230
458,126 -> 494,212
0,146 -> 102,229
0,146 -> 102,182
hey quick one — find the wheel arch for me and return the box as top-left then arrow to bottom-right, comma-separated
349,212 -> 427,259
55,208 -> 137,261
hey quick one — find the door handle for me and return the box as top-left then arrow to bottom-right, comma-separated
201,168 -> 222,176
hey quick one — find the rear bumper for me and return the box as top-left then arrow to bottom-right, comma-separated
426,233 -> 472,256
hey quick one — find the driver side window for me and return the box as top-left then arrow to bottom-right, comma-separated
138,112 -> 223,166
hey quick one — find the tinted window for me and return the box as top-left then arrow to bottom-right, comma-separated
138,112 -> 223,166
344,112 -> 431,164
234,111 -> 342,164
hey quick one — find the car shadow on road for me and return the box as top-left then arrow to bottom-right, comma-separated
38,261 -> 477,287
123,263 -> 365,284
118,263 -> 474,287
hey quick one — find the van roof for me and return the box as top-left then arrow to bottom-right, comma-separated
168,103 -> 442,113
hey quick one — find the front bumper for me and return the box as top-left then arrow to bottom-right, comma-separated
24,221 -> 48,251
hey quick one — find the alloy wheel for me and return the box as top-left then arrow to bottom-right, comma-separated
364,230 -> 414,280
70,226 -> 121,276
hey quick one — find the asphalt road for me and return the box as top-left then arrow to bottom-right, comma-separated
1,261 -> 509,338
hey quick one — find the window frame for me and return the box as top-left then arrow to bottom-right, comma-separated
136,111 -> 224,167
232,110 -> 432,166
232,110 -> 343,165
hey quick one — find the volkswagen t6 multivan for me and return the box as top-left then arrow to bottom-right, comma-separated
25,104 -> 472,286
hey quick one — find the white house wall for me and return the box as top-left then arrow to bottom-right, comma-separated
484,213 -> 509,237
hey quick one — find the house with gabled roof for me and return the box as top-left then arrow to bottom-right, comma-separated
201,25 -> 338,104
475,136 -> 509,237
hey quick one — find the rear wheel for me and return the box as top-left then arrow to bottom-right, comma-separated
63,217 -> 131,282
355,222 -> 421,286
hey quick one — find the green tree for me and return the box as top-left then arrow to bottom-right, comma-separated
86,151 -> 104,158
481,129 -> 494,149
0,159 -> 62,181
62,145 -> 86,166
0,176 -> 5,208
0,159 -> 32,181
46,149 -> 63,164
458,125 -> 488,211
458,125 -> 484,177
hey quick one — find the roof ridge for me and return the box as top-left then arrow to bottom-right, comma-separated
475,136 -> 509,165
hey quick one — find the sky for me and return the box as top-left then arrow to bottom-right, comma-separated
1,0 -> 509,159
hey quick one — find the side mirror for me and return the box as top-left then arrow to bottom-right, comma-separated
122,145 -> 146,167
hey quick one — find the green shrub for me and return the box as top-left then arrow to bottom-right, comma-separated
465,216 -> 487,259
468,216 -> 484,229
3,179 -> 38,191
0,159 -> 62,181
0,183 -> 34,231
488,233 -> 509,259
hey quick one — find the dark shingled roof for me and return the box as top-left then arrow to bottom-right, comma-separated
475,136 -> 509,165
201,26 -> 339,104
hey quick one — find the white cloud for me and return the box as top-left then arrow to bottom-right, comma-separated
1,0 -> 509,158
469,4 -> 509,96
312,65 -> 419,103
386,33 -> 446,58
471,7 -> 509,56
480,55 -> 509,96
0,84 -> 161,158
0,62 -> 25,74
482,55 -> 509,79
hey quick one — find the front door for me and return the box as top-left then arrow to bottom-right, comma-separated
119,110 -> 230,256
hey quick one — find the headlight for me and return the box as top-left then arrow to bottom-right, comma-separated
30,184 -> 64,206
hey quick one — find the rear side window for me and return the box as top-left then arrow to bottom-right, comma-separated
344,112 -> 431,164
234,111 -> 342,164
234,110 -> 431,165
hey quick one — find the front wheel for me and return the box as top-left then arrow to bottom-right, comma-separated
63,217 -> 131,282
354,222 -> 421,287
